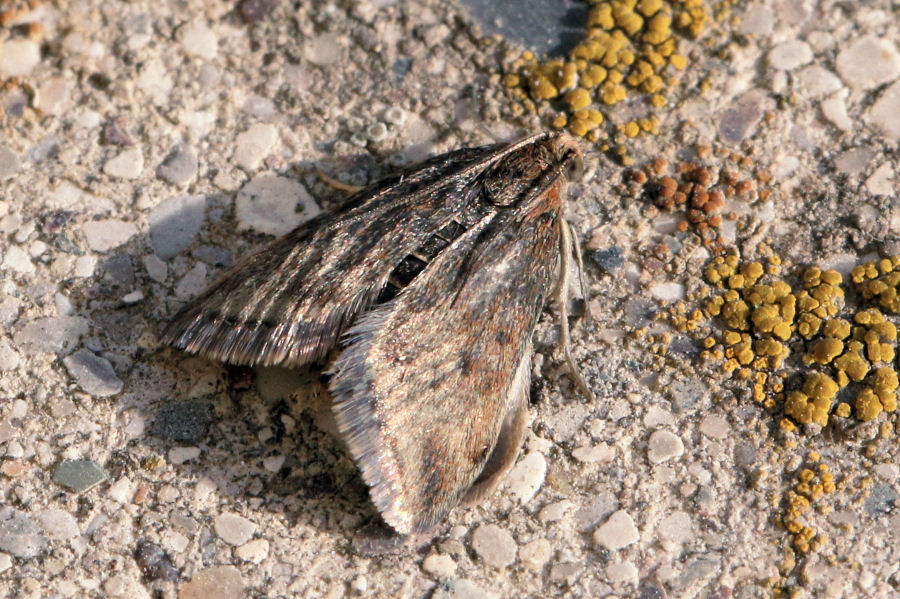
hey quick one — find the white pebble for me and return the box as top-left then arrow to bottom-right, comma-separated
104,148 -> 144,180
869,79 -> 900,140
234,538 -> 269,563
836,35 -> 900,90
168,446 -> 201,465
3,246 -> 34,273
214,512 -> 256,546
821,90 -> 853,131
699,414 -> 730,439
606,560 -> 639,584
181,21 -> 218,60
421,553 -> 456,578
471,524 -> 517,568
658,511 -> 694,545
592,510 -> 639,551
649,282 -> 685,302
0,39 -> 41,77
235,173 -> 320,236
234,123 -> 279,171
768,40 -> 812,71
647,430 -> 684,464
504,451 -> 546,503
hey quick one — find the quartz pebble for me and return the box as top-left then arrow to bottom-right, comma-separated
234,538 -> 269,563
35,509 -> 80,541
235,173 -> 320,236
179,565 -> 244,599
836,35 -> 900,90
422,553 -> 456,578
305,33 -> 343,66
35,77 -> 69,115
607,560 -> 638,584
647,430 -> 684,463
768,40 -> 813,71
0,146 -> 20,180
796,65 -> 842,98
168,446 -> 201,465
157,145 -> 199,187
869,80 -> 900,140
821,90 -> 852,131
214,513 -> 256,546
63,348 -> 124,397
433,579 -> 497,599
699,414 -> 730,439
234,123 -> 278,171
104,148 -> 144,179
571,443 -> 615,463
3,246 -> 33,273
149,195 -> 206,259
519,538 -> 552,571
593,509 -> 639,550
82,219 -> 138,252
180,21 -> 218,60
471,524 -> 517,568
14,316 -> 89,354
0,508 -> 47,558
0,39 -> 41,77
717,90 -> 766,145
504,451 -> 546,502
658,511 -> 694,545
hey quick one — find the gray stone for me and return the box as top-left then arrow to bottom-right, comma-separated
35,509 -> 80,540
592,246 -> 625,273
14,316 -> 89,354
865,484 -> 898,518
63,348 -> 124,397
0,146 -> 19,180
647,430 -> 684,464
52,460 -> 109,492
149,195 -> 206,259
0,508 -> 47,558
149,401 -> 211,443
214,513 -> 256,546
157,144 -> 199,187
717,90 -> 766,145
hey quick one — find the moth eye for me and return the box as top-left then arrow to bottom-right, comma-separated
564,153 -> 584,182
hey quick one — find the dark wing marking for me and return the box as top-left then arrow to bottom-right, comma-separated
160,135 -> 553,368
329,206 -> 560,534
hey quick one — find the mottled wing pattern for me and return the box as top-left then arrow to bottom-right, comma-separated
160,141 -> 535,368
330,205 -> 561,534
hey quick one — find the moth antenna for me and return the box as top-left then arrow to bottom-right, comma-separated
568,222 -> 591,326
316,167 -> 364,193
556,218 -> 596,401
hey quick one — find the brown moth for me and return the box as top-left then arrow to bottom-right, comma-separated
161,131 -> 592,535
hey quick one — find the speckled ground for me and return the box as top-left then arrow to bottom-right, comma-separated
1,1 -> 900,598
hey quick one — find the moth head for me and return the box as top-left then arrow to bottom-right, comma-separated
482,132 -> 583,207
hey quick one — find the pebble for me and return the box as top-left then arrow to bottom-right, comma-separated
865,163 -> 895,196
305,32 -> 343,66
869,79 -> 900,140
35,77 -> 69,115
549,561 -> 582,585
14,315 -> 89,354
864,484 -> 898,518
179,565 -> 244,599
52,460 -> 109,492
795,65 -> 842,98
647,430 -> 684,464
471,524 -> 517,568
717,90 -> 766,145
0,146 -> 20,180
108,477 -> 134,503
649,282 -> 685,302
592,510 -> 639,551
0,508 -> 47,558
821,90 -> 853,131
433,579 -> 497,599
836,35 -> 900,90
135,540 -> 180,582
35,509 -> 80,541
175,263 -> 208,299
592,246 -> 625,273
162,530 -> 189,553
104,148 -> 144,180
157,145 -> 199,187
234,123 -> 278,171
658,511 -> 694,545
519,538 -> 552,571
0,39 -> 41,77
571,443 -> 615,463
82,219 -> 138,252
214,513 -> 256,546
575,492 -> 619,532
142,254 -> 168,282
0,552 -> 10,572
234,538 -> 269,563
738,5 -> 773,35
503,451 -> 545,503
137,59 -> 173,104
150,401 -> 211,443
834,148 -> 874,175
422,553 -> 457,578
606,560 -> 638,584
537,499 -> 575,522
180,21 -> 218,60
768,40 -> 813,71
699,414 -> 730,439
235,173 -> 320,236
149,195 -> 206,259
3,245 -> 33,273
168,446 -> 201,465
63,348 -> 124,397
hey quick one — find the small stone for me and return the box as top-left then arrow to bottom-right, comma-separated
869,79 -> 900,140
821,90 -> 853,131
658,511 -> 694,545
137,59 -> 173,104
606,560 -> 638,584
0,552 -> 11,572
104,148 -> 144,180
0,459 -> 27,477
35,509 -> 80,540
834,148 -> 875,175
168,446 -> 201,465
866,163 -> 895,196
14,316 -> 89,354
175,263 -> 208,299
214,513 -> 256,546
143,254 -> 168,282
0,39 -> 41,77
519,538 -> 552,571
647,430 -> 684,464
234,538 -> 269,563
592,246 -> 625,273
422,553 -> 457,578
180,21 -> 218,60
537,500 -> 575,522
235,173 -> 320,236
150,401 -> 211,443
699,414 -> 730,439
592,510 -> 639,551
549,562 -> 582,585
836,35 -> 900,90
434,579 -> 497,599
108,477 -> 134,503
135,540 -> 180,582
82,219 -> 139,252
571,443 -> 615,463
262,454 -> 285,472
649,282 -> 685,302
149,195 -> 206,259
471,524 -> 517,569
35,77 -> 69,115
305,33 -> 343,66
52,460 -> 109,492
63,348 -> 124,397
0,147 -> 19,181
157,145 -> 199,187
768,40 -> 813,70
179,565 -> 244,599
3,245 -> 33,273
738,5 -> 773,35
234,123 -> 278,171
0,508 -> 47,558
795,65 -> 842,98
717,90 -> 766,145
5,441 -> 23,458
103,116 -> 136,146
504,451 -> 546,503
864,484 -> 898,518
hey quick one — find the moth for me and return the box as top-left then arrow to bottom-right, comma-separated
161,131 -> 593,535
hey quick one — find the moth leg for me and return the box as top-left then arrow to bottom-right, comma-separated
462,341 -> 532,505
569,222 -> 591,325
556,218 -> 596,401
316,167 -> 364,193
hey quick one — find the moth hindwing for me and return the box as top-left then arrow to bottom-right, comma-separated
162,132 -> 587,534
